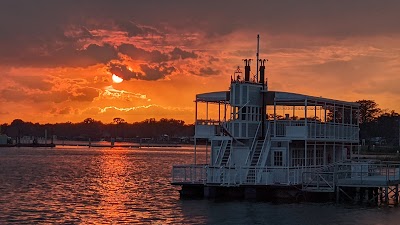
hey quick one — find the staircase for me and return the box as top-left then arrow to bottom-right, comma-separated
246,140 -> 263,183
221,140 -> 232,166
245,124 -> 271,184
250,140 -> 263,166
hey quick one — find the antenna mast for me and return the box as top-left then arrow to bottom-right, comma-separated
256,34 -> 260,82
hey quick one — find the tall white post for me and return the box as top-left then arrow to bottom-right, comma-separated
256,34 -> 260,81
206,102 -> 208,121
205,140 -> 208,165
194,101 -> 198,165
305,99 -> 307,167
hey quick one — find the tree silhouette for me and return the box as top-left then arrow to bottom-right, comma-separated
357,100 -> 381,124
113,117 -> 126,124
83,118 -> 95,124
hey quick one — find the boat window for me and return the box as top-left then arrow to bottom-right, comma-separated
273,151 -> 283,166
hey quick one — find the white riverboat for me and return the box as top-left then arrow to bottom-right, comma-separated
172,36 -> 400,203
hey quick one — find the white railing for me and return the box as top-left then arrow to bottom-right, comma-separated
308,123 -> 358,141
172,164 -> 340,187
272,120 -> 305,137
196,119 -> 221,126
270,120 -> 358,141
335,162 -> 400,186
302,171 -> 335,192
172,164 -> 207,184
206,166 -> 318,186
207,166 -> 239,185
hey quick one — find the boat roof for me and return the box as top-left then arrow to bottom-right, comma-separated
195,89 -> 359,107
196,91 -> 230,103
266,91 -> 359,107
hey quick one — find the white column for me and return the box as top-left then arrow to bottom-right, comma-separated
323,142 -> 327,165
194,101 -> 198,165
206,102 -> 209,121
205,140 -> 208,164
274,100 -> 277,137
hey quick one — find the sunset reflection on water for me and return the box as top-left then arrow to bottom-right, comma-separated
2,147 -> 400,224
0,147 -> 204,224
95,151 -> 131,223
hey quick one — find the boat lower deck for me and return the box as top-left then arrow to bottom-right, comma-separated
176,183 -> 329,202
173,161 -> 400,205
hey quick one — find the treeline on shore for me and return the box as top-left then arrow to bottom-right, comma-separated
0,118 -> 194,142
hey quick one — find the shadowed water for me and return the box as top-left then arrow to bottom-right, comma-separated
1,146 -> 400,224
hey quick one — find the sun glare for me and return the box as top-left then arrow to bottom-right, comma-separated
112,74 -> 124,83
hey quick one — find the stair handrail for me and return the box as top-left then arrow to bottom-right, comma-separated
254,123 -> 271,183
225,141 -> 232,166
245,121 -> 262,166
256,122 -> 271,167
220,122 -> 245,146
214,140 -> 227,165
230,100 -> 250,120
222,140 -> 232,166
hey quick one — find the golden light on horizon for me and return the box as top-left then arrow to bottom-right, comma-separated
112,74 -> 124,83
1,1 -> 400,125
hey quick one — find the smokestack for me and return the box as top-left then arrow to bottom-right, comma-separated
259,59 -> 266,84
256,34 -> 259,82
244,59 -> 251,81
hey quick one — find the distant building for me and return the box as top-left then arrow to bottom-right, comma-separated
0,134 -> 9,144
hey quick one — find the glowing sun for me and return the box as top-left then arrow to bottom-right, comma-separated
112,74 -> 124,83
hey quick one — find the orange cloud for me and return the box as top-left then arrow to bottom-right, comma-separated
1,1 -> 400,125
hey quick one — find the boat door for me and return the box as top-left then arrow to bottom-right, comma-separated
271,147 -> 286,167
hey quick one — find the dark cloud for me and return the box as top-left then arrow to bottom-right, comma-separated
108,62 -> 176,81
199,67 -> 221,76
1,0 -> 398,44
118,44 -> 197,63
208,56 -> 220,63
108,63 -> 144,80
170,47 -> 198,60
139,64 -> 176,80
116,20 -> 164,37
1,43 -> 119,68
189,66 -> 221,76
0,0 -> 399,69
118,44 -> 169,63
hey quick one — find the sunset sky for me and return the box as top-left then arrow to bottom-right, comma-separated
1,0 -> 399,124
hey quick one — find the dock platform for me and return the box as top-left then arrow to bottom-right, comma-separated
301,161 -> 400,205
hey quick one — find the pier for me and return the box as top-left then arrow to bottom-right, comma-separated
303,161 -> 400,205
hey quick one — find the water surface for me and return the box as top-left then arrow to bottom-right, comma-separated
1,146 -> 400,224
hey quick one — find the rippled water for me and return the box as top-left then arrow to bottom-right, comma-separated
1,146 -> 400,224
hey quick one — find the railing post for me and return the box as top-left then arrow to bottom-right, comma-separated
398,165 -> 400,181
184,167 -> 187,182
359,164 -> 362,184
